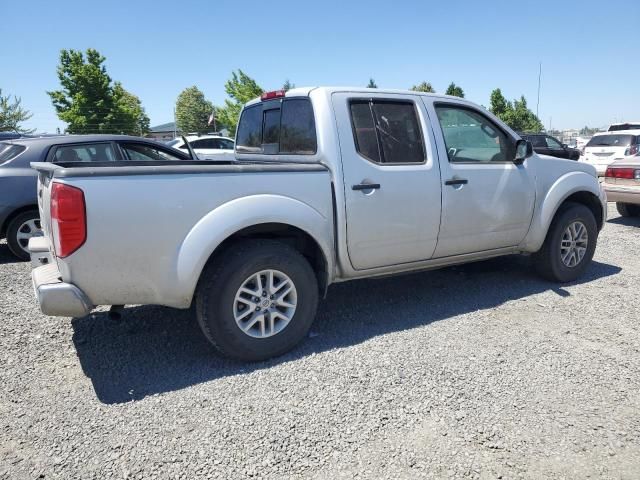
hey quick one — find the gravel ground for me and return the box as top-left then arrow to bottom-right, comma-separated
1,204 -> 639,479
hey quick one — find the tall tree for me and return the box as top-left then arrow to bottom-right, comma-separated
48,48 -> 149,135
410,81 -> 435,93
175,86 -> 214,135
112,82 -> 150,136
216,70 -> 264,135
0,89 -> 34,133
445,82 -> 464,98
282,79 -> 295,91
367,78 -> 378,88
489,88 -> 543,133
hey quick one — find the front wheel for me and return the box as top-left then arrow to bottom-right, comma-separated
195,240 -> 319,361
533,202 -> 597,282
616,202 -> 640,217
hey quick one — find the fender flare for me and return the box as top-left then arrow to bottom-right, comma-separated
523,171 -> 603,252
175,194 -> 334,303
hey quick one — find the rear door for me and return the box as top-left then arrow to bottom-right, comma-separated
332,92 -> 442,270
425,99 -> 535,258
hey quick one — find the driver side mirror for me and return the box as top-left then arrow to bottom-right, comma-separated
514,139 -> 533,165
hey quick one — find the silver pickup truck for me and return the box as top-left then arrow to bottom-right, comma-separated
30,87 -> 606,361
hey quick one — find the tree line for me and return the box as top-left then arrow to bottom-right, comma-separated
1,48 -> 551,136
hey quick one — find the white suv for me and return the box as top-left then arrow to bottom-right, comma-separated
168,135 -> 235,161
582,130 -> 640,176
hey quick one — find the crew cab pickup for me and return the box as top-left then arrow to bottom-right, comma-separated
30,87 -> 607,361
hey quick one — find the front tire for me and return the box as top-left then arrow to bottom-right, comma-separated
195,240 -> 319,361
616,202 -> 640,217
533,202 -> 597,282
6,210 -> 41,261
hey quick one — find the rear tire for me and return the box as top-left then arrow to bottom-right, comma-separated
6,210 -> 41,261
616,202 -> 640,217
533,202 -> 597,282
195,240 -> 319,361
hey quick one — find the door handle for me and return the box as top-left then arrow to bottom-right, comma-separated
352,183 -> 381,191
444,178 -> 468,186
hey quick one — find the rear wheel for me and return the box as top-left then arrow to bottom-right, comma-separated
616,202 -> 640,217
6,210 -> 41,261
533,202 -> 597,282
195,240 -> 319,361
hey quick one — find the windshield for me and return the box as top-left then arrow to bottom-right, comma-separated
586,135 -> 634,148
0,143 -> 26,163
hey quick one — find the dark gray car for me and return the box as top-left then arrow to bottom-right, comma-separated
0,135 -> 192,260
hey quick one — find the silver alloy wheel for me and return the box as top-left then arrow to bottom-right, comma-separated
15,218 -> 42,253
560,221 -> 588,268
233,269 -> 297,339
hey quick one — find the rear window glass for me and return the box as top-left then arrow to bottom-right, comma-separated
586,135 -> 634,147
350,100 -> 425,164
236,98 -> 317,155
608,123 -> 640,132
0,143 -> 26,163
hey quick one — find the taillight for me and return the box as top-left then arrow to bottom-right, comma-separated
605,167 -> 640,180
624,145 -> 639,156
260,90 -> 286,101
50,182 -> 86,258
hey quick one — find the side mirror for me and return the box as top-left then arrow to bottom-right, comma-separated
562,143 -> 568,148
514,139 -> 533,165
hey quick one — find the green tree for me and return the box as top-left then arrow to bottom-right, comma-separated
175,86 -> 214,134
48,48 -> 149,135
0,89 -> 34,133
367,78 -> 378,88
282,79 -> 295,91
216,70 -> 264,135
410,81 -> 435,93
489,88 -> 543,133
112,82 -> 150,136
445,82 -> 464,98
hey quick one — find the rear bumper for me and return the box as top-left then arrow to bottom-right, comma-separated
604,186 -> 640,204
31,262 -> 93,317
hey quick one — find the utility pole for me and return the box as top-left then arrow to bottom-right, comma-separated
536,62 -> 542,119
173,107 -> 177,138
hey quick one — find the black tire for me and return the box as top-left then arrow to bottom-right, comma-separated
533,202 -> 597,282
6,210 -> 40,261
195,240 -> 319,361
616,202 -> 640,217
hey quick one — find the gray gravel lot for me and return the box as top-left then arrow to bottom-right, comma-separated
1,204 -> 639,479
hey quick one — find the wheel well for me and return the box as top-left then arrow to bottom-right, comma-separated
0,205 -> 39,238
562,191 -> 604,230
210,223 -> 329,294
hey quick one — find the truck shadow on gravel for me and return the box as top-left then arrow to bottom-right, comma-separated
71,257 -> 621,404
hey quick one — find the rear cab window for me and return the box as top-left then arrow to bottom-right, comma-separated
236,97 -> 317,155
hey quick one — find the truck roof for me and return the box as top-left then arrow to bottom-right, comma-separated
244,86 -> 476,107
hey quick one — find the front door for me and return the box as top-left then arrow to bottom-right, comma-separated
332,92 -> 442,270
425,100 -> 535,258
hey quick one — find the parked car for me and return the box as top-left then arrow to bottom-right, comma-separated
0,132 -> 26,140
519,133 -> 581,160
29,87 -> 606,361
167,135 -> 235,161
582,131 -> 640,176
0,135 -> 192,260
608,122 -> 640,132
604,161 -> 640,217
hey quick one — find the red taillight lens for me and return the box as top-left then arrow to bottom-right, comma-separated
624,145 -> 639,156
50,182 -> 86,258
605,167 -> 638,179
260,90 -> 286,101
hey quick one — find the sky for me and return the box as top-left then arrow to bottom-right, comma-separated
2,0 -> 639,133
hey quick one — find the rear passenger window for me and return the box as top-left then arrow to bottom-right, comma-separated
236,98 -> 317,155
350,100 -> 425,164
54,143 -> 116,163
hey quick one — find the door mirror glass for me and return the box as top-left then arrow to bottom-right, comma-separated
514,139 -> 532,164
